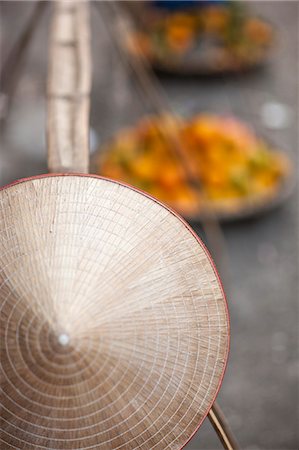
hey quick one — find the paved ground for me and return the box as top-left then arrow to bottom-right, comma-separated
1,2 -> 298,449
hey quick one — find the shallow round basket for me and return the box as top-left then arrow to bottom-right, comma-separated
187,172 -> 295,223
91,135 -> 294,224
140,47 -> 272,77
128,13 -> 274,76
0,174 -> 229,449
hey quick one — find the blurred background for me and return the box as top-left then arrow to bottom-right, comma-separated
0,1 -> 298,449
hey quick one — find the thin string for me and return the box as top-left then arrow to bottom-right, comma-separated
93,0 -> 231,290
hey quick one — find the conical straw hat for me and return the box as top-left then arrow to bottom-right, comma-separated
0,174 -> 229,450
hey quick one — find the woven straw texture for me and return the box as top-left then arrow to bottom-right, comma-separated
0,175 -> 229,450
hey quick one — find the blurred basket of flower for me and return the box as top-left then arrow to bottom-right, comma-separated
129,2 -> 274,74
93,114 -> 292,220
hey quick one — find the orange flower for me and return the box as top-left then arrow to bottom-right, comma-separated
166,24 -> 194,52
243,19 -> 272,45
202,7 -> 229,34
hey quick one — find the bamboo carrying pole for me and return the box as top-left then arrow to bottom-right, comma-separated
0,2 -> 230,449
47,1 -> 91,173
